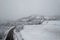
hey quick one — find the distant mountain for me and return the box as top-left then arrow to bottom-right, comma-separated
0,15 -> 57,27
16,15 -> 56,25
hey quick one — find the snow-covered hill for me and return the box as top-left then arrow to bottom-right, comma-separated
0,16 -> 58,40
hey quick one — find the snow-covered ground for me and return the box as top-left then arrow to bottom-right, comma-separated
20,21 -> 60,40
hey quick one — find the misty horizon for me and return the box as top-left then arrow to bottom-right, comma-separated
0,0 -> 60,20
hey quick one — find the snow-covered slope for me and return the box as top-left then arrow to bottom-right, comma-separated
20,21 -> 60,40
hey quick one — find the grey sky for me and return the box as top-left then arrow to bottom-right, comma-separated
0,0 -> 60,20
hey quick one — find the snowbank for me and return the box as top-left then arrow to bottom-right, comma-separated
21,21 -> 60,40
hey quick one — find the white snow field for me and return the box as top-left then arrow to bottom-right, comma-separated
20,21 -> 60,40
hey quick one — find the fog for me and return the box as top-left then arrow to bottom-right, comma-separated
0,0 -> 60,20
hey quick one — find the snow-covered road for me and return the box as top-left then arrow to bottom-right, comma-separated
20,21 -> 60,40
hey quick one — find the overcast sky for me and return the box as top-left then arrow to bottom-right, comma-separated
0,0 -> 60,20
